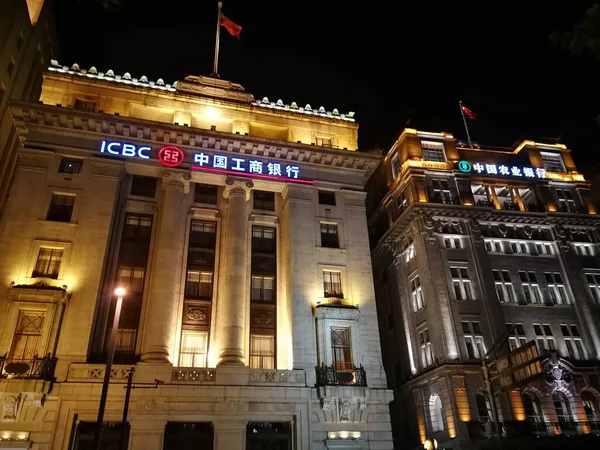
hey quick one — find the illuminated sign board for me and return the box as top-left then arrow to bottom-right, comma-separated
457,160 -> 547,179
99,140 -> 312,184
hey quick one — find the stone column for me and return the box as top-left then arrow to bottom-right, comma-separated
141,170 -> 190,362
218,178 -> 253,365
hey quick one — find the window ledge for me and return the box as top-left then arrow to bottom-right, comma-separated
38,219 -> 77,227
316,245 -> 346,252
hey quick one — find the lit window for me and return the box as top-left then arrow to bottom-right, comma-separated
320,223 -> 340,248
493,270 -> 516,304
574,243 -> 597,257
431,179 -> 453,204
535,243 -> 555,256
404,244 -> 416,263
540,152 -> 566,173
429,394 -> 445,432
586,273 -> 600,304
73,98 -> 97,111
117,267 -> 145,294
179,330 -> 208,367
485,240 -> 504,254
560,324 -> 585,360
331,327 -> 353,370
58,157 -> 83,174
519,271 -> 542,304
249,333 -> 275,369
419,328 -> 434,368
555,189 -> 577,212
411,275 -> 425,312
33,248 -> 63,279
451,266 -> 473,301
316,137 -> 333,147
185,271 -> 213,299
462,321 -> 486,359
421,141 -> 446,162
533,323 -> 555,352
544,272 -> 570,305
251,276 -> 274,302
47,194 -> 75,222
552,391 -> 574,424
443,236 -> 463,249
8,311 -> 44,360
582,392 -> 600,422
391,153 -> 400,179
506,323 -> 527,350
323,271 -> 343,298
510,241 -> 529,255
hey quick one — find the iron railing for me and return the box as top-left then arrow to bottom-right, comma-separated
0,354 -> 57,380
315,363 -> 367,387
470,419 -> 600,438
430,194 -> 461,205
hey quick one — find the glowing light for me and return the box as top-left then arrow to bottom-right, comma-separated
455,388 -> 471,422
204,106 -> 219,121
327,431 -> 361,440
158,146 -> 185,168
114,287 -> 126,297
99,140 -> 150,159
509,389 -> 526,421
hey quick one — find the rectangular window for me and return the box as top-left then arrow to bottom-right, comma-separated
541,152 -> 566,173
249,333 -> 275,369
318,190 -> 336,206
252,226 -> 276,253
178,330 -> 208,367
391,153 -> 400,179
189,220 -> 217,248
316,136 -> 333,147
323,271 -> 343,298
545,272 -> 570,305
185,271 -> 213,299
506,323 -> 527,351
58,157 -> 83,174
421,140 -> 446,162
74,98 -> 97,111
320,223 -> 340,248
493,270 -> 516,303
556,189 -> 577,212
117,267 -> 145,294
443,236 -> 463,249
533,323 -> 555,352
404,244 -> 416,263
462,321 -> 486,359
560,324 -> 585,360
331,327 -> 353,370
485,240 -> 504,254
253,190 -> 275,211
574,244 -> 597,256
251,275 -> 274,302
535,243 -> 555,256
451,266 -> 473,301
586,273 -> 600,304
411,275 -> 425,312
419,328 -> 434,368
33,248 -> 63,278
519,271 -> 542,304
194,183 -> 218,205
8,311 -> 45,360
130,175 -> 157,198
510,241 -> 529,255
431,179 -> 452,203
46,194 -> 75,222
123,214 -> 153,240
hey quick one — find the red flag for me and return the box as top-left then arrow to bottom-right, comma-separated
461,105 -> 477,120
220,13 -> 242,38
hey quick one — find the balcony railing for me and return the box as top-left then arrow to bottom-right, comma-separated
526,203 -> 545,212
469,419 -> 600,438
0,354 -> 57,380
315,363 -> 367,387
502,201 -> 520,211
430,194 -> 461,205
475,199 -> 495,208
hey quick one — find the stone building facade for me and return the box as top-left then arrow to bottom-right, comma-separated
368,129 -> 600,449
0,61 -> 393,449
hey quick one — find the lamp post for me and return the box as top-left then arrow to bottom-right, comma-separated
93,287 -> 126,450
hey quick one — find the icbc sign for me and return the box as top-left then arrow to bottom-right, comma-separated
158,146 -> 185,167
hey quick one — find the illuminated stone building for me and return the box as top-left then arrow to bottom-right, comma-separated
368,129 -> 600,449
0,0 -> 56,217
0,61 -> 393,449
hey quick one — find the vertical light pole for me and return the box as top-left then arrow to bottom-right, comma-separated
93,287 -> 126,450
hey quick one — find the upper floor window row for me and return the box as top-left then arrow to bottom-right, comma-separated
541,152 -> 566,173
484,239 -> 555,257
421,141 -> 446,162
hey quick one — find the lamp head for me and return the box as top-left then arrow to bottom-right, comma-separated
114,287 -> 126,297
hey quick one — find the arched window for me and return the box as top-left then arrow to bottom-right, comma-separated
582,391 -> 599,422
476,392 -> 492,424
429,394 -> 445,432
522,391 -> 543,423
552,391 -> 575,432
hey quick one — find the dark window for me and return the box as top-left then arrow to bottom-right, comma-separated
73,98 -> 96,111
72,422 -> 129,450
189,220 -> 216,248
246,422 -> 290,450
58,157 -> 82,174
320,223 -> 340,248
163,422 -> 214,450
253,190 -> 275,211
252,226 -> 276,253
318,190 -> 336,205
251,275 -> 275,302
194,183 -> 218,204
130,175 -> 157,198
122,214 -> 153,240
47,194 -> 74,222
32,248 -> 63,278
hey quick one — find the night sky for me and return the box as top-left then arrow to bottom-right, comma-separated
53,0 -> 600,172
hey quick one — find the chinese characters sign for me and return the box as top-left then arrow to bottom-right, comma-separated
99,140 -> 312,184
457,160 -> 547,179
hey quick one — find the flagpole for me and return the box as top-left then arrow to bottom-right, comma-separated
459,101 -> 473,149
212,2 -> 222,78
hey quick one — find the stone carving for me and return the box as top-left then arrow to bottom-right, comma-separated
554,225 -> 571,252
544,358 -> 573,386
358,398 -> 367,411
321,398 -> 333,411
144,400 -> 156,411
523,225 -> 533,238
2,394 -> 22,422
227,400 -> 238,411
254,311 -> 273,326
265,372 -> 275,382
32,394 -> 46,408
339,400 -> 351,422
498,223 -> 508,237
187,307 -> 207,322
422,215 -> 437,245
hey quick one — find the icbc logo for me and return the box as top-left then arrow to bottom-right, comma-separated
158,146 -> 184,167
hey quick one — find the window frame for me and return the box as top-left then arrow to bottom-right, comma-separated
46,193 -> 76,222
533,323 -> 555,352
253,190 -> 275,211
418,327 -> 434,368
586,272 -> 600,304
493,270 -> 517,304
462,321 -> 486,359
318,190 -> 336,206
320,222 -> 340,248
194,183 -> 218,205
540,151 -> 566,173
330,326 -> 353,370
178,329 -> 209,368
410,274 -> 425,312
450,266 -> 473,301
249,332 -> 275,369
323,270 -> 343,299
544,272 -> 570,305
421,140 -> 446,162
560,324 -> 585,360
58,157 -> 83,175
519,271 -> 542,304
129,175 -> 157,198
184,270 -> 213,300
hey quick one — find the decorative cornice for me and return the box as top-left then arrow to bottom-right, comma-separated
223,177 -> 253,201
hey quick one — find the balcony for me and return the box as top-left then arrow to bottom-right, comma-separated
430,194 -> 461,205
502,201 -> 520,211
469,419 -> 600,438
526,203 -> 545,212
315,363 -> 367,387
475,199 -> 495,208
0,354 -> 57,380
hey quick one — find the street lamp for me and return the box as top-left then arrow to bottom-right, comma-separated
93,287 -> 126,450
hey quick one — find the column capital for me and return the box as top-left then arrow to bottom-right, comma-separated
223,177 -> 253,201
161,170 -> 192,194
